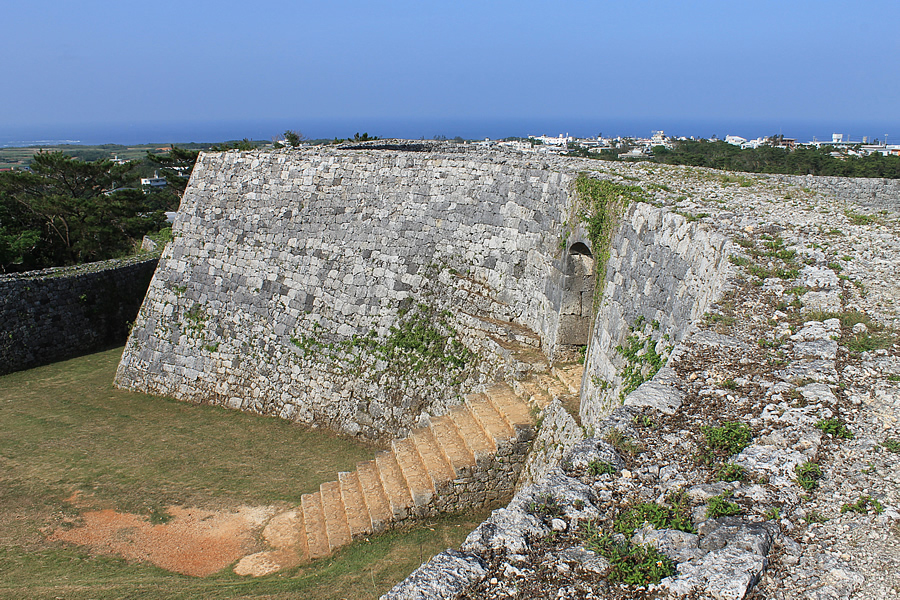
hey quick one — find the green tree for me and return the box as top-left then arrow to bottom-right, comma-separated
146,145 -> 200,198
283,130 -> 304,147
0,152 -> 165,270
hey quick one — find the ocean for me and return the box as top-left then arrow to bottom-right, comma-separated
3,117 -> 899,147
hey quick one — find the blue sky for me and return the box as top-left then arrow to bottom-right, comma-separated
2,1 -> 898,142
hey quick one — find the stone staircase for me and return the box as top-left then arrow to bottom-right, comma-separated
234,342 -> 584,577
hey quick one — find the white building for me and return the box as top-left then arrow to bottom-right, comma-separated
141,171 -> 167,190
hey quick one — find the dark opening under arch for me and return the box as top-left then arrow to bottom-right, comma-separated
557,242 -> 595,346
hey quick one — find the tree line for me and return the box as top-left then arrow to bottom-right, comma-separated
569,138 -> 900,179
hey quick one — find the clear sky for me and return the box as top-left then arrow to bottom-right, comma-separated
2,1 -> 898,143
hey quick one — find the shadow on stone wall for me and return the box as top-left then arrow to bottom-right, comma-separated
0,254 -> 159,376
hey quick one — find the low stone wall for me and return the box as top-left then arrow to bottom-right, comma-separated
770,173 -> 900,214
0,254 -> 159,375
400,428 -> 534,522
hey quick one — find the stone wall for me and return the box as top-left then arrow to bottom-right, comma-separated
579,203 -> 732,429
0,254 -> 158,375
397,428 -> 534,523
770,173 -> 900,214
116,147 -> 583,441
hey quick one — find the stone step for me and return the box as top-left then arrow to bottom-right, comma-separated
466,393 -> 515,447
461,312 -> 542,348
392,437 -> 435,507
300,492 -> 330,560
320,480 -> 352,552
553,364 -> 584,396
410,427 -> 456,485
448,403 -> 495,460
537,372 -> 572,401
485,382 -> 535,432
338,471 -> 372,539
375,451 -> 413,518
512,378 -> 553,410
356,460 -> 392,533
428,414 -> 476,476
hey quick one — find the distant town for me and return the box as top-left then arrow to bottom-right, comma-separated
493,131 -> 900,159
3,130 -> 899,176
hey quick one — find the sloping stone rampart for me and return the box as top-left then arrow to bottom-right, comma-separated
0,255 -> 158,375
116,148 -> 582,440
579,203 -> 731,429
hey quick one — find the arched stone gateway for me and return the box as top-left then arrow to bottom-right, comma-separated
556,241 -> 595,347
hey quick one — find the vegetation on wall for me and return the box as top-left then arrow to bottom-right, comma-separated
572,174 -> 648,305
291,301 -> 476,389
615,316 -> 672,400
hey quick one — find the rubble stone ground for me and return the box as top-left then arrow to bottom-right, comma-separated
383,162 -> 899,599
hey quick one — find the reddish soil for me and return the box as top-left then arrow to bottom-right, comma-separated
51,505 -> 276,577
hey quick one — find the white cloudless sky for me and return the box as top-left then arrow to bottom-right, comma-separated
2,1 -> 898,141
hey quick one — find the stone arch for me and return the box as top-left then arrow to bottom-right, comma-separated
557,241 -> 595,346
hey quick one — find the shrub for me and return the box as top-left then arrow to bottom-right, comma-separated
586,533 -> 676,585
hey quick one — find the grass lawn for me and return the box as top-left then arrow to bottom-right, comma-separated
0,347 -> 487,599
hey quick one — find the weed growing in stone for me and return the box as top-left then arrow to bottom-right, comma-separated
698,422 -> 752,465
795,461 -> 823,491
716,462 -> 748,482
882,438 -> 900,453
585,530 -> 677,586
614,501 -> 696,536
633,414 -> 655,428
804,510 -> 828,524
841,495 -> 884,515
844,209 -> 878,226
815,418 -> 853,439
706,494 -> 742,518
529,494 -> 564,519
586,460 -> 616,476
604,427 -> 644,457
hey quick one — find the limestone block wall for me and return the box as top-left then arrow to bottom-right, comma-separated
116,148 -> 579,440
579,204 -> 732,429
770,174 -> 900,214
0,255 -> 158,375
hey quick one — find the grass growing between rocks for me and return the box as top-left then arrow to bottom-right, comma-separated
0,348 -> 485,599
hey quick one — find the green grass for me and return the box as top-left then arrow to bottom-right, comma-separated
0,511 -> 487,600
0,348 -> 485,599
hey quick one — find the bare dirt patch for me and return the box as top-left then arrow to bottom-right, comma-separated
50,504 -> 277,577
